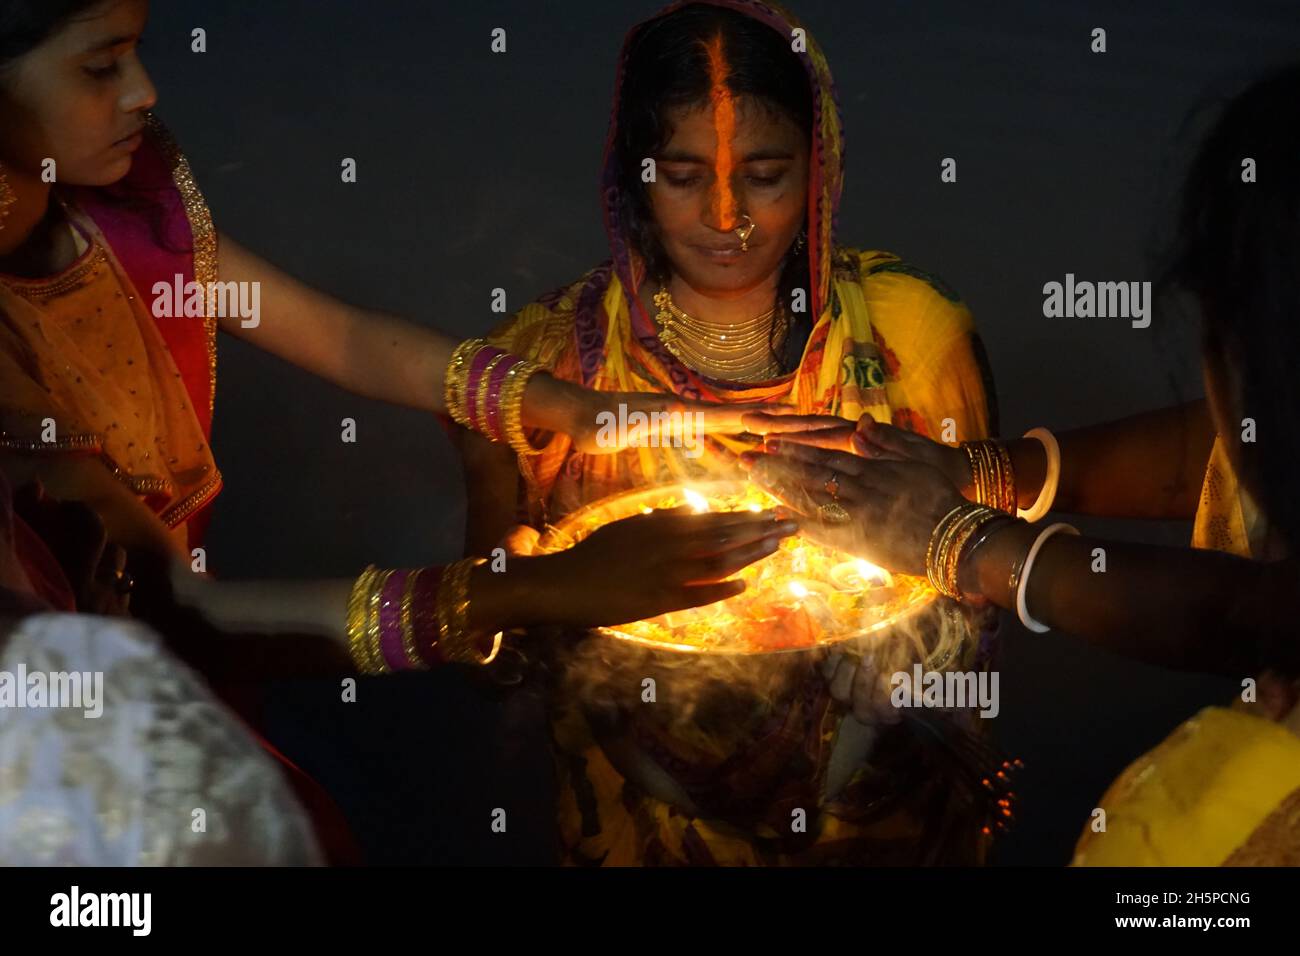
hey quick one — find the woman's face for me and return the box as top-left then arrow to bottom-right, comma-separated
648,95 -> 808,298
0,0 -> 155,188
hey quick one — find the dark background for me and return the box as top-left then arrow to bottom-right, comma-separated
141,0 -> 1300,863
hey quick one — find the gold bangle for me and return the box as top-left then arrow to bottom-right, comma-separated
927,503 -> 1005,600
366,568 -> 395,674
944,513 -> 988,597
435,558 -> 470,660
445,338 -> 487,430
400,568 -> 423,669
979,441 -> 998,509
926,504 -> 968,597
437,558 -> 503,665
994,440 -> 1017,513
937,507 -> 981,594
499,360 -> 546,456
962,443 -> 986,507
961,440 -> 1018,513
346,565 -> 379,674
499,360 -> 546,488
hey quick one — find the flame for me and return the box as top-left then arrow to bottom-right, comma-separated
532,481 -> 937,654
856,559 -> 893,588
683,488 -> 710,513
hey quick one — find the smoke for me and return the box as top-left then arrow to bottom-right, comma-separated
549,597 -> 975,740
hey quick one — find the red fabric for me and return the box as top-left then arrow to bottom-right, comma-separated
69,134 -> 214,438
69,126 -> 219,545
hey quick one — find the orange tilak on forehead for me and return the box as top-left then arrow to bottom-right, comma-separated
703,33 -> 738,227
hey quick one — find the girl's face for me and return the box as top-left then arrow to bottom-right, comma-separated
0,0 -> 155,188
647,95 -> 808,298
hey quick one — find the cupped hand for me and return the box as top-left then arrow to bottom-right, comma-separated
739,439 -> 965,576
540,506 -> 799,627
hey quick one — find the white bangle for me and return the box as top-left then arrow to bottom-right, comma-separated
1017,427 -> 1060,523
1015,522 -> 1078,633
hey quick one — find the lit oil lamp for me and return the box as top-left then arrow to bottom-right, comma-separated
533,480 -> 936,655
829,559 -> 894,591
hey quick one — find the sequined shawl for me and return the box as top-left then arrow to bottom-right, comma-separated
0,115 -> 221,548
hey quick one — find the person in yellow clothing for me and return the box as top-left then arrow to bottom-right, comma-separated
457,1 -> 1002,865
743,64 -> 1300,865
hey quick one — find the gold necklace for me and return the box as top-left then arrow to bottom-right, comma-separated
654,286 -> 778,351
652,285 -> 787,382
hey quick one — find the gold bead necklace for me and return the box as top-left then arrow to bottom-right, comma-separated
653,284 -> 787,382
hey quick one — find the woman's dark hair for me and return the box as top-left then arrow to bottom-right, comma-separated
0,0 -> 104,73
1160,63 -> 1300,553
616,4 -> 816,373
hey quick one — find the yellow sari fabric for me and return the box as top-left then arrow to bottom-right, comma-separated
491,249 -> 991,524
489,250 -> 993,865
1072,706 -> 1300,866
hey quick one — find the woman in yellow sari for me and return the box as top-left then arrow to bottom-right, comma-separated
745,64 -> 1300,865
462,0 -> 1000,865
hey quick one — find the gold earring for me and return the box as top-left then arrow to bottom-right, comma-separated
0,163 -> 16,232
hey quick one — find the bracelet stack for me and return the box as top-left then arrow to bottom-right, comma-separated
959,439 -> 1017,514
346,560 -> 502,674
925,502 -> 1018,601
444,338 -> 547,465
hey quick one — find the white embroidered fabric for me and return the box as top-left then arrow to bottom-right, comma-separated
0,612 -> 323,865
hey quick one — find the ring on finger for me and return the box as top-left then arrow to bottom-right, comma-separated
817,501 -> 852,525
824,471 -> 841,500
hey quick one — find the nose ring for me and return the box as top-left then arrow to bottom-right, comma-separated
734,215 -> 756,252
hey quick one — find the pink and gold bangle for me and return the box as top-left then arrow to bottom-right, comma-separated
445,337 -> 511,432
399,568 -> 423,669
482,355 -> 525,442
346,564 -> 460,674
412,566 -> 445,665
443,338 -> 548,456
377,569 -> 416,672
472,353 -> 509,434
